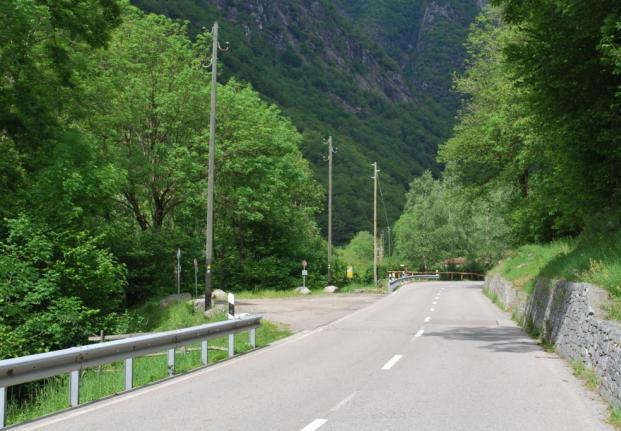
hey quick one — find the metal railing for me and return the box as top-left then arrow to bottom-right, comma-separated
387,272 -> 485,292
0,315 -> 261,428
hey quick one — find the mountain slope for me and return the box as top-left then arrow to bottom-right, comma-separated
132,0 -> 483,243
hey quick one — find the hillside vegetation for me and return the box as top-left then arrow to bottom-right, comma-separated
131,0 -> 484,243
391,1 -> 621,303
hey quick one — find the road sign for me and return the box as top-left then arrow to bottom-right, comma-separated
302,260 -> 308,269
346,266 -> 353,279
227,292 -> 235,319
302,270 -> 308,276
193,258 -> 198,270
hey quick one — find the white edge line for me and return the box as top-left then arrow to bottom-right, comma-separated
381,354 -> 403,370
301,418 -> 328,431
330,391 -> 357,412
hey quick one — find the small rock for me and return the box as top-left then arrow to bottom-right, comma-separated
211,289 -> 228,301
190,297 -> 205,311
204,303 -> 226,319
159,293 -> 192,308
354,288 -> 366,293
295,286 -> 311,295
324,285 -> 339,293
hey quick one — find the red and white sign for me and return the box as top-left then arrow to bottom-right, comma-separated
302,260 -> 308,269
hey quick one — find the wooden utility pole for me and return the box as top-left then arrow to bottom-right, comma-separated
372,162 -> 379,286
327,136 -> 334,286
205,22 -> 219,311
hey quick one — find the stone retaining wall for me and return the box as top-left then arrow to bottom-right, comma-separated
485,274 -> 621,407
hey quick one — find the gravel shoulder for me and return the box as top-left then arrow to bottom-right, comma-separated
235,293 -> 386,332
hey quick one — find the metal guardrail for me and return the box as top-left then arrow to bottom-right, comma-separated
387,272 -> 485,292
388,274 -> 439,292
0,315 -> 261,428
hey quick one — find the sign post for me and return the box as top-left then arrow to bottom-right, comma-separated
193,258 -> 198,298
228,292 -> 235,358
301,260 -> 308,288
176,248 -> 181,296
346,266 -> 353,280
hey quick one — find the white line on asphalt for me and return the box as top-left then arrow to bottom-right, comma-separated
424,316 -> 430,323
432,301 -> 437,305
330,392 -> 357,412
430,307 -> 435,312
410,329 -> 424,341
381,354 -> 403,370
301,419 -> 328,431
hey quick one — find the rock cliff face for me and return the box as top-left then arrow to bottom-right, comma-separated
132,0 -> 485,242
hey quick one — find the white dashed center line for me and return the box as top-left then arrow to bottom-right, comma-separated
330,392 -> 357,412
424,316 -> 430,323
381,354 -> 403,370
301,419 -> 328,431
411,329 -> 425,341
430,307 -> 435,312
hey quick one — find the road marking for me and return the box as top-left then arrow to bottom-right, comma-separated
432,301 -> 437,305
381,354 -> 403,370
430,307 -> 435,312
330,392 -> 357,411
424,316 -> 430,323
410,329 -> 425,341
301,419 -> 328,431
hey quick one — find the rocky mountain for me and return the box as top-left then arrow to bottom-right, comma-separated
132,0 -> 485,243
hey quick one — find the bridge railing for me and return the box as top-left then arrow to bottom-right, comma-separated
0,314 -> 262,428
388,272 -> 485,292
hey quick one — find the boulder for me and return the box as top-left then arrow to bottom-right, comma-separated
295,286 -> 311,295
211,289 -> 228,301
204,303 -> 227,319
324,285 -> 339,293
159,293 -> 191,308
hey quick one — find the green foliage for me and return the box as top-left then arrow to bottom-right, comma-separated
130,0 -> 480,242
337,231 -> 374,282
393,171 -> 509,271
0,216 -> 126,358
441,3 -> 621,242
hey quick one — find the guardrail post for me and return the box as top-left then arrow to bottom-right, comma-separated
1,386 -> 6,429
201,340 -> 208,366
228,334 -> 234,358
249,328 -> 256,349
167,349 -> 175,376
69,370 -> 80,407
124,358 -> 133,391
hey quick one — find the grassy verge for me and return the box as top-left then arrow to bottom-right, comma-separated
6,303 -> 290,426
491,229 -> 621,319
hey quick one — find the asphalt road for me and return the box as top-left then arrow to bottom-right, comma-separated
14,282 -> 613,431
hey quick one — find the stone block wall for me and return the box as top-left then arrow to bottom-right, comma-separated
485,274 -> 621,407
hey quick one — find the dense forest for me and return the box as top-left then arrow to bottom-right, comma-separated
392,1 -> 621,274
131,0 -> 484,243
0,1 -> 327,357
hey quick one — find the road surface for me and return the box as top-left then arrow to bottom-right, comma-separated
14,282 -> 613,431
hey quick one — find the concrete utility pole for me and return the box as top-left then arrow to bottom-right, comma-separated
327,136 -> 334,286
372,162 -> 379,286
205,22 -> 220,311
